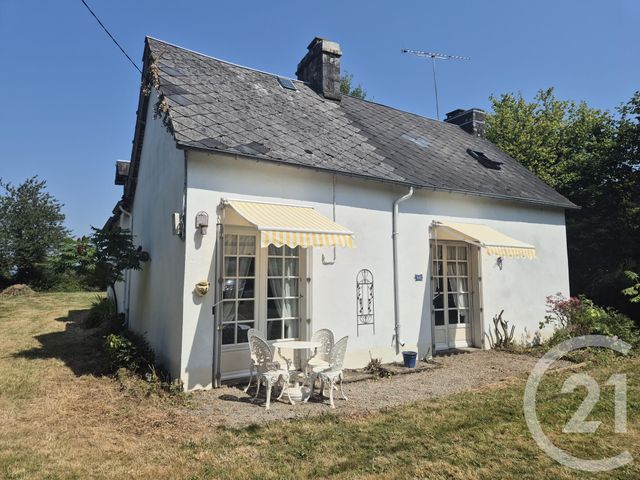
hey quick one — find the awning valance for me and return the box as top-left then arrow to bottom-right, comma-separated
433,221 -> 536,259
224,199 -> 355,249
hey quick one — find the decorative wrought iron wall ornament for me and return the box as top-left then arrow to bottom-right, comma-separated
356,269 -> 375,334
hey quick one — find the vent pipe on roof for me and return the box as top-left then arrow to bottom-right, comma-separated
296,37 -> 342,101
444,108 -> 486,137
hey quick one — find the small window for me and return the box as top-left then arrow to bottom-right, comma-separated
467,149 -> 503,170
277,77 -> 297,91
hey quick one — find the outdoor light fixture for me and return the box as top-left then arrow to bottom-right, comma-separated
137,246 -> 151,262
195,211 -> 209,235
497,256 -> 504,270
171,212 -> 183,236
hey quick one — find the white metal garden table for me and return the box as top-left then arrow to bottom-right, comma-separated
271,340 -> 321,401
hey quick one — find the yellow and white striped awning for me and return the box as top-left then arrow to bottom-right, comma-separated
433,221 -> 536,259
224,199 -> 355,249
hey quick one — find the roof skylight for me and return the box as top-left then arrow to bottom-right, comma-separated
277,77 -> 297,91
467,149 -> 503,170
401,133 -> 429,149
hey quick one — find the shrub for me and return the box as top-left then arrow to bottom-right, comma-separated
365,357 -> 393,378
105,331 -> 155,374
104,331 -> 184,397
541,293 -> 640,348
86,296 -> 118,329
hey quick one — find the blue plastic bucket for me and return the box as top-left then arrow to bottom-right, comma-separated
402,351 -> 418,368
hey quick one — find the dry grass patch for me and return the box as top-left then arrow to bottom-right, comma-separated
1,293 -> 639,479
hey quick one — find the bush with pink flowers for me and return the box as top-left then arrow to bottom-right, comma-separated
540,293 -> 639,348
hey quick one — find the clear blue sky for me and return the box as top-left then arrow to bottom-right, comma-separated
1,0 -> 638,235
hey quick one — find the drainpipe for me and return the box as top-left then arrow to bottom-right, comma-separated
392,187 -> 414,355
212,219 -> 223,388
322,174 -> 337,265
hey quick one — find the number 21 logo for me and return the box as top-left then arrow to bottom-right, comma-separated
562,373 -> 627,434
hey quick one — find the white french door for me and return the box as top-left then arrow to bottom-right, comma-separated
219,230 -> 305,378
432,243 -> 472,350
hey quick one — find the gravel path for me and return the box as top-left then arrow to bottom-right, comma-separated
187,350 -> 567,428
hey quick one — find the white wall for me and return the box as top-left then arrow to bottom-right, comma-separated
126,89 -> 186,380
180,150 -> 570,389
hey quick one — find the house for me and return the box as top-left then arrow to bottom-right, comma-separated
105,36 -> 576,391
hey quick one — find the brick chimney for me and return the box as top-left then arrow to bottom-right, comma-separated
296,37 -> 342,101
444,108 -> 486,137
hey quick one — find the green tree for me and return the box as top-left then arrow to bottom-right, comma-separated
41,236 -> 97,291
0,177 -> 68,287
486,89 -> 640,320
622,271 -> 640,304
340,72 -> 367,99
486,88 -> 616,190
90,226 -> 144,313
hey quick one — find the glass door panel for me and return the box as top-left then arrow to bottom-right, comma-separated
432,243 -> 472,349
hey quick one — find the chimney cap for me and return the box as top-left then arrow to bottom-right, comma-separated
445,108 -> 484,120
444,108 -> 486,137
306,37 -> 342,56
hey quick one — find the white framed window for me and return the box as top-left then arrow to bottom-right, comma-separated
221,234 -> 257,345
266,245 -> 300,340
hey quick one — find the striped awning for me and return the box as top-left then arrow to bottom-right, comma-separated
433,221 -> 536,259
224,199 -> 355,249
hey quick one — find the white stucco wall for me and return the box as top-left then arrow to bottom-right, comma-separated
179,150 -> 570,389
126,89 -> 186,379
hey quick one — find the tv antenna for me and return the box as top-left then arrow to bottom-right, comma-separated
401,49 -> 470,120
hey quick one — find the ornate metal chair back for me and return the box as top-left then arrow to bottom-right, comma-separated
311,328 -> 334,363
247,328 -> 259,361
249,335 -> 276,373
329,336 -> 349,371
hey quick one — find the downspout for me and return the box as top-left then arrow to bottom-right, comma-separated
212,207 -> 225,388
392,187 -> 414,355
430,221 -> 441,358
322,174 -> 337,265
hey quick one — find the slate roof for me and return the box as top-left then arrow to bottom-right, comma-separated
142,37 -> 576,209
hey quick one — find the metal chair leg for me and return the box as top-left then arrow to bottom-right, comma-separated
328,379 -> 336,408
276,376 -> 286,400
265,379 -> 273,409
253,378 -> 261,400
243,367 -> 254,393
285,383 -> 295,406
339,373 -> 348,400
304,373 -> 316,403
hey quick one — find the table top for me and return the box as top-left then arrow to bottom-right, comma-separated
272,340 -> 321,350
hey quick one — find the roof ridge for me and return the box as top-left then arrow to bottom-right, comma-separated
343,94 -> 464,129
145,36 -> 304,84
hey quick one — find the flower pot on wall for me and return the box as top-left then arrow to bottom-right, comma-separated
194,281 -> 210,297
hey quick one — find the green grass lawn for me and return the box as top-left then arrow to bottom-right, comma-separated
0,292 -> 638,479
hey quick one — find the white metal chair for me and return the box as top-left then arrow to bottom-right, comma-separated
243,328 -> 259,393
306,328 -> 334,372
249,335 -> 294,409
305,336 -> 349,408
